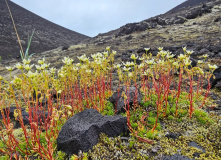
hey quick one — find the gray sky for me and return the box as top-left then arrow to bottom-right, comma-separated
11,0 -> 186,37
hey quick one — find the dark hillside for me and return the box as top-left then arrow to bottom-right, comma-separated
0,0 -> 89,60
167,0 -> 215,13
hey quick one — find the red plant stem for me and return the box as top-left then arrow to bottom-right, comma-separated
175,66 -> 183,117
96,77 -> 102,111
125,80 -> 131,129
188,72 -> 194,118
114,80 -> 121,115
101,76 -> 106,111
133,82 -> 138,111
199,74 -> 211,108
108,69 -> 113,94
151,71 -> 162,132
196,75 -> 201,95
163,68 -> 172,116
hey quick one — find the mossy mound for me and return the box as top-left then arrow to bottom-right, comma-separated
88,114 -> 221,160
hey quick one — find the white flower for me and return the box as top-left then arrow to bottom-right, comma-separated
35,65 -> 41,70
81,65 -> 87,69
112,50 -> 117,55
96,52 -> 103,58
91,54 -> 97,59
6,66 -> 14,71
128,72 -> 133,78
24,64 -> 34,71
114,64 -> 121,69
144,48 -> 150,51
130,54 -> 138,60
14,63 -> 23,69
123,66 -> 131,72
158,47 -> 163,51
198,68 -> 204,75
106,46 -> 111,50
62,57 -> 69,64
178,54 -> 186,61
208,64 -> 218,70
138,63 -> 145,69
166,53 -> 175,59
42,70 -> 50,75
62,57 -> 73,65
95,59 -> 103,65
186,50 -> 194,55
38,58 -> 45,65
103,51 -> 108,57
158,59 -> 165,65
182,46 -> 187,52
58,73 -> 65,78
40,64 -> 46,70
76,63 -> 81,67
26,71 -> 37,78
202,54 -> 209,58
44,63 -> 50,68
77,54 -> 88,62
50,67 -> 56,74
158,50 -> 167,57
123,62 -> 132,67
145,59 -> 155,65
184,59 -> 192,66
22,59 -> 31,65
86,69 -> 91,73
72,67 -> 79,71
142,69 -> 152,76
173,62 -> 179,68
129,62 -> 135,66
198,60 -> 204,64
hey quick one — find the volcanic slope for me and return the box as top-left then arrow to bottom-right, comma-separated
0,0 -> 89,60
167,0 -> 216,13
0,0 -> 221,80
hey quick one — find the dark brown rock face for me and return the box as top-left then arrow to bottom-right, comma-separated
57,109 -> 128,155
0,0 -> 89,60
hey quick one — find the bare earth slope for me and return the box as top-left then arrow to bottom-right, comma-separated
0,0 -> 89,60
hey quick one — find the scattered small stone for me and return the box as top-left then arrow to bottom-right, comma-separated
188,141 -> 205,158
151,145 -> 161,153
165,132 -> 181,140
109,86 -> 142,113
162,154 -> 193,160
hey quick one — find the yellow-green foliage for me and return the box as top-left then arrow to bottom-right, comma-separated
0,47 -> 219,159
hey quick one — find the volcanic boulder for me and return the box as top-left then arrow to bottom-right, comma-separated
57,109 -> 128,155
210,66 -> 221,90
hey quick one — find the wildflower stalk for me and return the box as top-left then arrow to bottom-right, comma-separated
199,73 -> 212,108
175,65 -> 183,117
187,71 -> 194,117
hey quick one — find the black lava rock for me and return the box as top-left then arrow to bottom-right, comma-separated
57,109 -> 128,155
163,154 -> 193,160
188,141 -> 205,158
165,132 -> 181,140
210,66 -> 221,89
214,17 -> 221,22
109,86 -> 142,113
